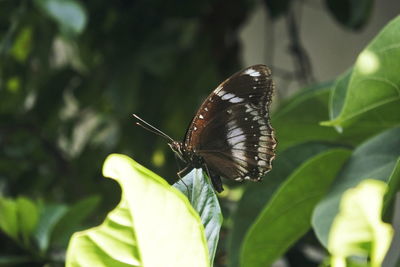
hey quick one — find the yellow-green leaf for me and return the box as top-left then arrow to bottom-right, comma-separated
66,154 -> 209,267
328,179 -> 393,267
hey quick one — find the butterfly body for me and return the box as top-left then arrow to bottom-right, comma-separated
134,64 -> 276,193
169,141 -> 204,169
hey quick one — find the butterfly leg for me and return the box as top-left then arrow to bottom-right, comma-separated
177,165 -> 192,178
203,164 -> 224,193
177,166 -> 191,193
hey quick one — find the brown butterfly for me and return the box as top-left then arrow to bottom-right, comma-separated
133,64 -> 277,192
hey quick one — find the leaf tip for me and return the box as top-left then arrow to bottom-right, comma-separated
102,153 -> 131,180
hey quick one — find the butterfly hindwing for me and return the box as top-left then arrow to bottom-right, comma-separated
184,65 -> 277,182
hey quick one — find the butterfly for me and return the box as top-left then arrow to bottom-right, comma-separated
133,64 -> 277,192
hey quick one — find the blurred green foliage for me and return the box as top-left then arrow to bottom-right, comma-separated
0,0 -> 254,202
3,0 -> 400,266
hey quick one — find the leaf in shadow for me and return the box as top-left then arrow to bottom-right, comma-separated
324,15 -> 400,128
313,127 -> 400,248
227,142 -> 348,267
240,148 -> 350,267
174,169 -> 223,266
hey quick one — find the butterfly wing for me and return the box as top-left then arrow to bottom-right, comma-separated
184,64 -> 277,182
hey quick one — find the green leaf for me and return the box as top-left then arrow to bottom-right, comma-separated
34,204 -> 68,253
66,154 -> 209,267
240,148 -> 351,267
328,179 -> 393,267
34,0 -> 87,36
16,197 -> 39,246
325,0 -> 373,30
173,169 -> 222,266
327,68 -> 389,146
0,197 -> 18,241
324,15 -> 400,128
313,127 -> 400,247
272,83 -> 363,151
51,195 -> 101,248
228,142 -> 345,267
383,158 -> 400,215
329,69 -> 352,129
0,197 -> 39,247
10,26 -> 33,62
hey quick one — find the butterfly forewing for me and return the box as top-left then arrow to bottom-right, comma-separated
184,65 -> 277,182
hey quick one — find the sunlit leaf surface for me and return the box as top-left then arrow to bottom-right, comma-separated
66,154 -> 209,267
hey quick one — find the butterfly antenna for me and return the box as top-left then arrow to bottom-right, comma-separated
132,114 -> 175,143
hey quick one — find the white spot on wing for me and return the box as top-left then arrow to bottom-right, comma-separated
244,68 -> 261,77
221,93 -> 235,100
229,96 -> 244,103
258,147 -> 268,153
245,104 -> 254,113
227,127 -> 243,138
216,90 -> 226,97
229,135 -> 246,144
236,164 -> 248,174
226,121 -> 248,168
258,160 -> 267,166
234,141 -> 245,150
199,114 -> 204,119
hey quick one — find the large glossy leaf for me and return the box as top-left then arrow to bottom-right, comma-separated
329,69 -> 352,128
227,142 -> 346,267
271,83 -> 365,152
173,169 -> 222,266
313,127 -> 400,247
66,154 -> 209,267
327,68 -> 388,143
328,179 -> 393,267
240,148 -> 351,267
324,15 -> 400,128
